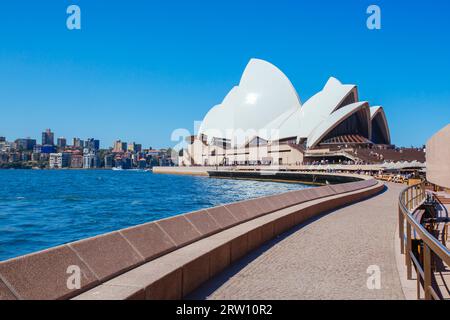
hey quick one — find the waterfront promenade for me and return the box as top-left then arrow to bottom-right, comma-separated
189,183 -> 406,299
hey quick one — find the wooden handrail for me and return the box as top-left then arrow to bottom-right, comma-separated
398,181 -> 450,300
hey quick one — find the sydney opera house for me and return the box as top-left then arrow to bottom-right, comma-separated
181,59 -> 392,166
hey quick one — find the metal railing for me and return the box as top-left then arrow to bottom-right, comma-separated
398,182 -> 450,300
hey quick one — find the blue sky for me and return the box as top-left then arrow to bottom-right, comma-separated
0,0 -> 449,149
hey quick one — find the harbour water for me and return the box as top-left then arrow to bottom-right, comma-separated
0,170 -> 310,261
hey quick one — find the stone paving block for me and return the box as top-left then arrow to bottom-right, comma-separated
182,254 -> 210,296
209,243 -> 231,276
0,245 -> 98,300
185,210 -> 221,237
120,222 -> 176,262
315,185 -> 336,198
303,202 -> 320,220
254,197 -> 278,213
224,202 -> 251,222
292,190 -> 310,204
279,192 -> 296,209
241,199 -> 266,219
247,227 -> 263,251
330,181 -> 361,194
156,215 -> 202,247
293,207 -> 309,225
291,191 -> 304,205
301,188 -> 322,201
265,194 -> 286,211
230,234 -> 249,262
69,232 -> 143,282
274,214 -> 294,235
278,192 -> 297,207
206,206 -> 238,229
146,269 -> 182,300
260,222 -> 275,243
317,197 -> 338,212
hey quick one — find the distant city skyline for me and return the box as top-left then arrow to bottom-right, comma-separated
1,1 -> 449,148
0,127 -> 174,170
0,129 -> 159,151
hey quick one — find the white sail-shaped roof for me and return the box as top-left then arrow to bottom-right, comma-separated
370,106 -> 391,144
296,77 -> 357,138
261,107 -> 299,141
306,102 -> 370,148
197,58 -> 389,149
198,58 -> 302,144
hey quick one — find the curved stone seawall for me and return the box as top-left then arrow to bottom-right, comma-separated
0,176 -> 382,300
208,170 -> 363,184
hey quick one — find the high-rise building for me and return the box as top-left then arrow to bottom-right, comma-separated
0,137 -> 5,143
113,140 -> 127,153
15,138 -> 36,151
113,140 -> 121,152
128,142 -> 142,153
85,138 -> 100,151
41,129 -> 54,146
73,138 -> 84,148
57,137 -> 67,149
49,153 -> 71,169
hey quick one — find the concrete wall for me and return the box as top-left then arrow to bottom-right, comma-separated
153,166 -> 212,176
207,170 -> 363,184
0,178 -> 382,300
426,124 -> 450,189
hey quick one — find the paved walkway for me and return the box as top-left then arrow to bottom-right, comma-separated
189,183 -> 406,300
